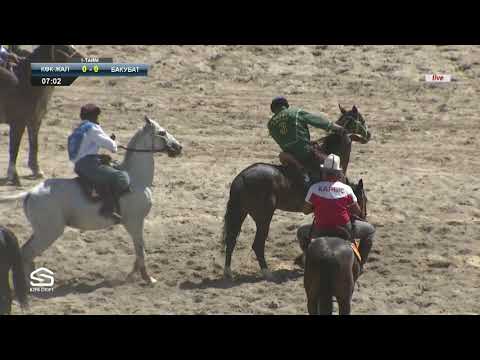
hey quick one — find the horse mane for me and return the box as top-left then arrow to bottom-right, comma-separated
120,127 -> 148,166
126,127 -> 146,148
320,133 -> 346,154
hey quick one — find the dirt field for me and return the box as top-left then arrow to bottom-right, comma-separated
1,45 -> 479,314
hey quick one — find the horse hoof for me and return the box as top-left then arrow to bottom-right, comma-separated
32,171 -> 45,179
294,254 -> 305,268
223,267 -> 233,280
147,276 -> 157,285
261,269 -> 275,282
6,177 -> 21,186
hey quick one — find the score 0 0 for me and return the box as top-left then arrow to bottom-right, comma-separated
81,64 -> 100,73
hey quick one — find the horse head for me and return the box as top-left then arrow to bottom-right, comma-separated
143,116 -> 183,157
350,178 -> 368,220
337,104 -> 371,144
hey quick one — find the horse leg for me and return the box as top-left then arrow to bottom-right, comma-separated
0,265 -> 12,315
337,297 -> 352,315
336,252 -> 355,315
27,119 -> 44,179
223,211 -> 247,279
7,121 -> 26,185
336,275 -> 354,315
123,219 -> 156,285
307,288 -> 320,315
304,263 -> 321,315
21,212 -> 65,284
250,207 -> 275,281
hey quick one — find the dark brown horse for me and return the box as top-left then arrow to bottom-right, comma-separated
221,105 -> 371,280
304,180 -> 367,315
0,226 -> 29,315
0,45 -> 83,185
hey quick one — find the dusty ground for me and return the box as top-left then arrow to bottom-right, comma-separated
1,45 -> 479,314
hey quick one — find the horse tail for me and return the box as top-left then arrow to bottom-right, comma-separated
221,174 -> 246,252
307,239 -> 340,315
0,191 -> 29,204
3,228 -> 29,310
315,256 -> 339,314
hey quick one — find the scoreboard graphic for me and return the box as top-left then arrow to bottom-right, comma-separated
31,57 -> 149,86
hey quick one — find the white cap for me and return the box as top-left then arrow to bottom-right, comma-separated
321,154 -> 342,171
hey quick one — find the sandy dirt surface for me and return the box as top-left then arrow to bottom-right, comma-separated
1,45 -> 479,314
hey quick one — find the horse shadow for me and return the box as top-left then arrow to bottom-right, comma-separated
0,175 -> 42,187
0,178 -> 13,186
31,278 -> 125,299
179,268 -> 304,291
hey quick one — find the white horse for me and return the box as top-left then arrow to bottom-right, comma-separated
0,116 -> 182,285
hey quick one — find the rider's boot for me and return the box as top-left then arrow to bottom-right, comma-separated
112,190 -> 123,220
98,186 -> 122,222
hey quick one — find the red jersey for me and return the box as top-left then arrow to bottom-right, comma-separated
305,181 -> 357,229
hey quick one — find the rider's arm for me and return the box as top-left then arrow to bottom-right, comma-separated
348,202 -> 362,217
90,125 -> 117,153
345,185 -> 361,217
298,109 -> 333,131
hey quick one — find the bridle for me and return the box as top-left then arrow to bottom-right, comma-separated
118,127 -> 173,154
339,112 -> 369,141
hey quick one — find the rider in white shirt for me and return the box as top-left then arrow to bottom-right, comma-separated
70,119 -> 118,164
68,104 -> 130,221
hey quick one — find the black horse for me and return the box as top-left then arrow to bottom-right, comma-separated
0,226 -> 29,315
221,105 -> 371,279
304,180 -> 367,315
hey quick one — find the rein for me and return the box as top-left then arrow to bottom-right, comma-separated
118,145 -> 165,153
118,128 -> 170,153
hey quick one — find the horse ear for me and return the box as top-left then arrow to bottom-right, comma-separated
144,115 -> 153,126
358,178 -> 363,189
352,105 -> 358,114
339,104 -> 347,114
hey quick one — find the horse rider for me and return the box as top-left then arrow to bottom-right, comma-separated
0,45 -> 22,89
268,96 -> 347,186
68,103 -> 130,221
296,154 -> 375,272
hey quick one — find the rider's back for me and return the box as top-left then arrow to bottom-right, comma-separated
268,107 -> 311,154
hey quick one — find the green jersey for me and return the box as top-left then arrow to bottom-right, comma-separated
268,107 -> 333,161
